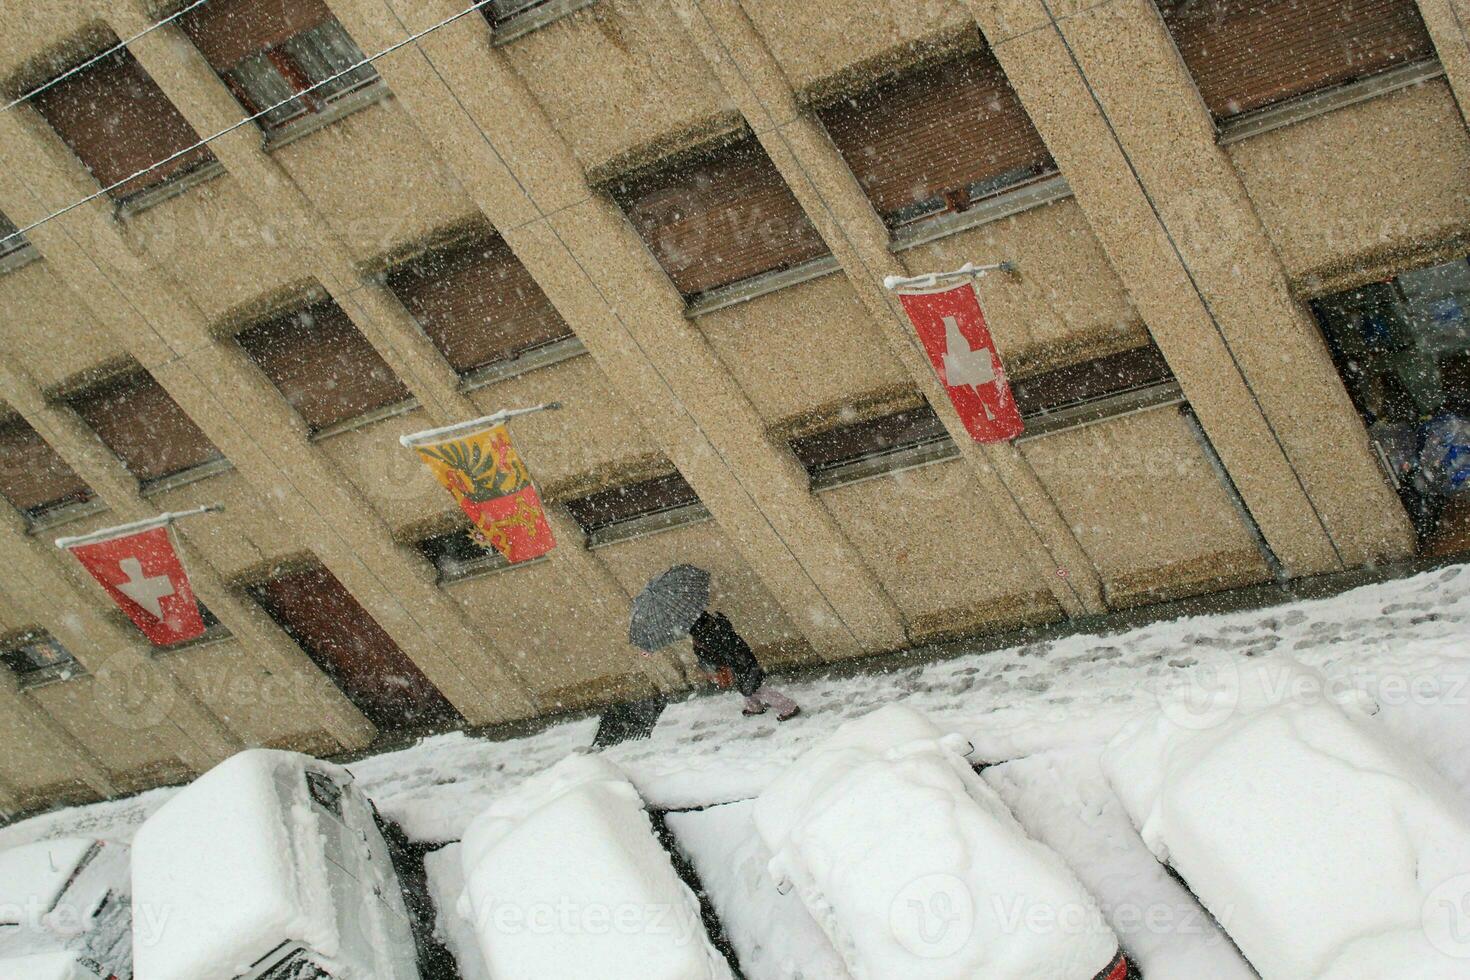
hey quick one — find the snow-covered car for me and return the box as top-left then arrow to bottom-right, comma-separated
1102,656 -> 1470,978
129,749 -> 420,980
754,705 -> 1129,980
456,753 -> 732,980
0,838 -> 132,980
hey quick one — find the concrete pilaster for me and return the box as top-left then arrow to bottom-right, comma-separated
1417,0 -> 1470,129
0,666 -> 115,799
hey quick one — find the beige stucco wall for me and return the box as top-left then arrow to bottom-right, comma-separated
0,260 -> 123,389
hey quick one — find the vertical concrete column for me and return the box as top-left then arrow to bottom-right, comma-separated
0,361 -> 377,751
0,505 -> 240,773
1416,0 -> 1470,129
961,0 -> 1414,574
668,0 -> 1105,618
0,665 -> 116,799
0,110 -> 538,726
328,0 -> 910,659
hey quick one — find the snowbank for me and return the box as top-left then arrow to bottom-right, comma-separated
755,705 -> 1119,980
457,753 -> 732,979
129,750 -> 346,980
0,839 -> 94,922
0,951 -> 93,980
1102,656 -> 1470,978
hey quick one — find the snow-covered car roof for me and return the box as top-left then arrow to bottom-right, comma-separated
0,950 -> 96,980
457,753 -> 732,980
130,749 -> 356,980
1102,657 -> 1470,977
0,839 -> 96,923
755,705 -> 1119,980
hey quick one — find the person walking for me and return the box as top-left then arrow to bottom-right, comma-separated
689,610 -> 800,721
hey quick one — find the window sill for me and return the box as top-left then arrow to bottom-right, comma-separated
459,337 -> 588,393
1217,60 -> 1444,146
889,173 -> 1073,253
438,552 -> 546,585
262,81 -> 391,152
151,624 -> 234,656
308,397 -> 421,443
139,456 -> 234,498
115,159 -> 227,219
810,438 -> 960,493
490,0 -> 597,45
1014,380 -> 1184,444
684,255 -> 843,318
25,498 -> 109,535
0,242 -> 41,276
585,502 -> 713,549
13,663 -> 86,691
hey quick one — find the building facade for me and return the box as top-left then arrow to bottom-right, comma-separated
0,0 -> 1466,816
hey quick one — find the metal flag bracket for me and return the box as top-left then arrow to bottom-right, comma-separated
399,402 -> 564,449
882,261 -> 1017,292
55,504 -> 224,550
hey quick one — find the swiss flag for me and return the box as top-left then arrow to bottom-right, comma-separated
66,526 -> 205,646
895,280 -> 1024,443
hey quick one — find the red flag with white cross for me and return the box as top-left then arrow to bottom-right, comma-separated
62,524 -> 205,646
889,272 -> 1024,443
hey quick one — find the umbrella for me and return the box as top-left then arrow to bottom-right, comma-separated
629,564 -> 711,652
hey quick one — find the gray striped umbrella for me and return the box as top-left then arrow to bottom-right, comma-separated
629,564 -> 711,652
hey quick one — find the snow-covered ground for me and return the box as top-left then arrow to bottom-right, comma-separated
5,562 -> 1470,977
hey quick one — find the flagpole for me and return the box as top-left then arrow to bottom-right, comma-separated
55,504 -> 224,550
399,402 -> 564,449
882,261 -> 1016,292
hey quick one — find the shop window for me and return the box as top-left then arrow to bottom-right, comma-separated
237,299 -> 413,434
1156,0 -> 1436,123
0,416 -> 95,523
384,231 -> 576,378
1311,257 -> 1470,551
181,0 -> 380,135
609,133 -> 831,300
31,48 -> 218,204
66,370 -> 225,486
1,630 -> 81,686
816,44 -> 1056,230
564,472 -> 708,547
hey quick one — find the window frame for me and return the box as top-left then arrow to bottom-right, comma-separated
564,472 -> 712,549
0,630 -> 84,688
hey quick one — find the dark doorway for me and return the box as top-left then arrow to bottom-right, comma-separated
1311,256 -> 1470,557
251,564 -> 463,733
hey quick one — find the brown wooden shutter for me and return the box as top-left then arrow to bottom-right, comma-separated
0,417 -> 93,515
790,406 -> 951,475
817,47 -> 1056,226
251,564 -> 461,731
384,233 -> 573,374
564,473 -> 701,534
237,300 -> 412,432
32,49 -> 216,201
1157,0 -> 1436,120
1011,345 -> 1175,416
67,371 -> 223,483
610,135 -> 830,298
179,0 -> 333,70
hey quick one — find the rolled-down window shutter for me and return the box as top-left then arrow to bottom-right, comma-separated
0,418 -> 93,515
818,47 -> 1056,227
67,371 -> 223,483
179,0 -> 333,71
237,300 -> 412,432
790,406 -> 952,477
610,135 -> 830,298
385,234 -> 573,374
1010,345 -> 1175,416
1157,0 -> 1436,121
564,473 -> 702,534
32,49 -> 216,201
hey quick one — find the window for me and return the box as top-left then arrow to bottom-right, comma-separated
304,770 -> 344,818
0,416 -> 95,523
791,405 -> 957,489
1,630 -> 81,686
0,212 -> 33,264
32,48 -> 217,204
609,133 -> 831,300
384,232 -> 575,378
564,472 -> 709,547
1156,0 -> 1436,123
484,0 -> 556,26
236,299 -> 412,434
66,370 -> 225,486
181,0 -> 380,135
416,526 -> 510,582
816,44 -> 1057,230
1012,346 -> 1176,418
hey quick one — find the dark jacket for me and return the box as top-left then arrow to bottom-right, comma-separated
689,611 -> 764,697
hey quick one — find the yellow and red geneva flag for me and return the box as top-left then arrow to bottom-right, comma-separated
413,423 -> 556,564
